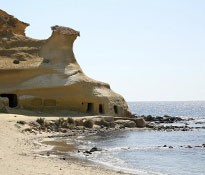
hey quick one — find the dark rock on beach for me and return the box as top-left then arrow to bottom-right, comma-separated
83,151 -> 92,155
186,145 -> 192,148
115,120 -> 136,128
90,146 -> 102,152
135,118 -> 146,127
143,115 -> 183,123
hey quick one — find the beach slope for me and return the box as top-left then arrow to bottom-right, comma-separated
0,113 -> 129,175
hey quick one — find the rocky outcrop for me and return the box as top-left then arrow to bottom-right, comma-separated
135,118 -> 146,127
0,9 -> 131,117
115,120 -> 136,128
0,9 -> 29,36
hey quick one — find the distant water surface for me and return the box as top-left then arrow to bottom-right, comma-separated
128,101 -> 205,118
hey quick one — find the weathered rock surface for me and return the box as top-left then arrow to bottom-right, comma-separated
0,9 -> 29,36
100,116 -> 114,122
143,115 -> 184,123
135,118 -> 146,127
115,120 -> 136,128
114,117 -> 146,128
0,9 -> 131,117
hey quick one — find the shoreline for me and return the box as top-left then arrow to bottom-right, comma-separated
0,113 -> 131,175
39,128 -> 150,174
1,109 -> 204,175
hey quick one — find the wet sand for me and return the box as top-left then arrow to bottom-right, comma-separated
0,113 -> 130,175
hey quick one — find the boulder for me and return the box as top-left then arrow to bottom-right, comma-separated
144,115 -> 155,121
83,151 -> 92,155
114,117 -> 137,122
135,118 -> 146,128
101,116 -> 114,122
76,126 -> 85,130
109,122 -> 116,128
93,124 -> 101,129
115,120 -> 136,128
90,146 -> 102,152
146,122 -> 156,128
92,118 -> 109,127
83,119 -> 93,128
29,121 -> 41,128
75,119 -> 84,126
92,118 -> 104,125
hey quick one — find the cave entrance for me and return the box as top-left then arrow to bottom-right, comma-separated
86,103 -> 94,113
99,104 -> 104,114
0,94 -> 18,108
114,105 -> 118,114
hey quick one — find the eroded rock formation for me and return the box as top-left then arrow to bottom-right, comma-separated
0,9 -> 131,117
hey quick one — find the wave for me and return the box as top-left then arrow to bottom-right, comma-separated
70,149 -> 168,175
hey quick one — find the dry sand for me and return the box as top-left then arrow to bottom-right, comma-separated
0,113 -> 130,175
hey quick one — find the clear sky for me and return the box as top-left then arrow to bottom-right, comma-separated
1,0 -> 205,101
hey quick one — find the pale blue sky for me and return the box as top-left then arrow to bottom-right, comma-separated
2,0 -> 205,101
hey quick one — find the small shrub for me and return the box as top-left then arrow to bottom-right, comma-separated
93,118 -> 110,127
36,117 -> 45,126
56,118 -> 68,128
0,106 -> 8,113
83,119 -> 93,128
99,119 -> 109,127
101,120 -> 110,127
67,117 -> 74,125
17,120 -> 26,125
75,119 -> 83,126
55,118 -> 63,128
15,124 -> 21,129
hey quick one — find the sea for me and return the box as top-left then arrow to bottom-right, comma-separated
68,101 -> 205,175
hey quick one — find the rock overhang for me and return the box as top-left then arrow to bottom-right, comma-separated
0,9 -> 131,117
51,25 -> 80,37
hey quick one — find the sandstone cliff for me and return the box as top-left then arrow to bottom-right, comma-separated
0,9 -> 131,117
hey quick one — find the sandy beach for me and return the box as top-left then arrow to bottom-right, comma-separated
0,113 -> 129,175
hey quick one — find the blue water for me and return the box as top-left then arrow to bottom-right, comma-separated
128,101 -> 205,118
75,101 -> 205,175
